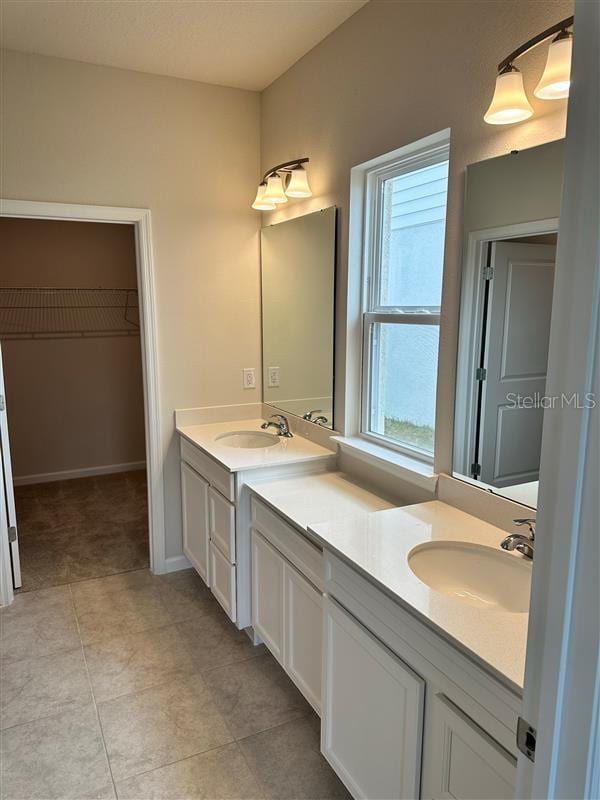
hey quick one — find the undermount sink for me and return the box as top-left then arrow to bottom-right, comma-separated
215,430 -> 280,449
408,541 -> 531,613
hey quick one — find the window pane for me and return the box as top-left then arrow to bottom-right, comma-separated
378,161 -> 448,308
368,322 -> 439,455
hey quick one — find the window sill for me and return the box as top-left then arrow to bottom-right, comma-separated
332,435 -> 439,492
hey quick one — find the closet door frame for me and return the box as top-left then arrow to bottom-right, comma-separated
0,199 -> 164,606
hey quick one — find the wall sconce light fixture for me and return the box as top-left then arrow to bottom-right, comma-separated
484,16 -> 573,125
252,158 -> 312,210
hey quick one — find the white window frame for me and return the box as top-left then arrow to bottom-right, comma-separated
357,133 -> 450,464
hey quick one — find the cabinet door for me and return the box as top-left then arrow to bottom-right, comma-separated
422,694 -> 516,800
283,562 -> 322,714
210,541 -> 236,622
209,486 -> 236,563
322,597 -> 425,800
251,529 -> 283,660
180,461 -> 210,586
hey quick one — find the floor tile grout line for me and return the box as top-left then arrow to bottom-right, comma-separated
234,709 -> 315,745
0,695 -> 96,734
69,583 -> 119,800
0,642 -> 85,671
14,564 -> 151,596
235,729 -> 271,800
92,665 -> 204,708
176,635 -> 267,678
110,739 -> 249,790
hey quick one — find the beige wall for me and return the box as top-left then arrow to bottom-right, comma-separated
1,218 -> 145,478
1,50 -> 261,558
260,0 -> 572,476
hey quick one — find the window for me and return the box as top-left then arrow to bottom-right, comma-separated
360,135 -> 450,461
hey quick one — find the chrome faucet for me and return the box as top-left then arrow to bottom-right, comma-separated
302,409 -> 322,421
312,416 -> 329,426
261,414 -> 293,438
500,518 -> 536,560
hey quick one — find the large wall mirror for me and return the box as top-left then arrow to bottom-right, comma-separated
454,140 -> 564,509
261,207 -> 336,429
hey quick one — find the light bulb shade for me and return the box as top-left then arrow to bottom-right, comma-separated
534,34 -> 572,99
263,174 -> 288,204
285,166 -> 312,198
484,67 -> 534,125
252,184 -> 275,211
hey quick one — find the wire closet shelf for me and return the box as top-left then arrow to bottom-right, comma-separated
0,287 -> 140,339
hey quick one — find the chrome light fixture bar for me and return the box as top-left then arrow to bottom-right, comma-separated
251,158 -> 312,210
484,16 -> 574,125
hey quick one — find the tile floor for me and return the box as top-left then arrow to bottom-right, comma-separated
14,471 -> 149,592
0,568 -> 350,800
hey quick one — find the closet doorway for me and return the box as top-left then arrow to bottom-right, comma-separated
0,201 -> 164,604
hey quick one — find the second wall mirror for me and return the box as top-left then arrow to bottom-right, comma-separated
453,140 -> 565,509
261,207 -> 336,429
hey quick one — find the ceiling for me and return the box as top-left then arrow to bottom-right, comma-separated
0,0 -> 368,91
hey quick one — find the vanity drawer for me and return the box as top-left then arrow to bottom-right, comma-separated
209,486 -> 236,563
251,497 -> 323,590
180,437 -> 234,501
209,541 -> 236,622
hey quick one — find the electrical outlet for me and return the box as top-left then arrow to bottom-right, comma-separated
268,366 -> 280,388
243,368 -> 256,390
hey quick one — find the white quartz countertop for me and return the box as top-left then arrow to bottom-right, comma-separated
248,472 -> 393,533
177,418 -> 334,472
308,500 -> 529,692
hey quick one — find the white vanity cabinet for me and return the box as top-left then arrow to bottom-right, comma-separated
180,437 -> 237,622
250,497 -> 323,713
322,597 -> 425,800
179,431 -> 335,629
180,461 -> 210,584
251,529 -> 283,659
322,552 -> 520,800
283,560 -> 323,712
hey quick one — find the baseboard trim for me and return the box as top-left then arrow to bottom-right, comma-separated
162,554 -> 192,574
13,461 -> 147,486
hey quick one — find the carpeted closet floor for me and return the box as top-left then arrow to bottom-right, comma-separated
14,470 -> 149,592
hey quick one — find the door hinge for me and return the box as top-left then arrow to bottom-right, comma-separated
470,462 -> 481,478
482,266 -> 494,280
475,367 -> 487,381
8,526 -> 17,543
517,716 -> 537,762
0,394 -> 4,412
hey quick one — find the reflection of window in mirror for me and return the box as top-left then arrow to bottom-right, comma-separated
357,131 -> 450,462
453,140 -> 565,510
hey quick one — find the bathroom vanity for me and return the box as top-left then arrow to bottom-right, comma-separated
310,503 -> 528,800
177,414 -> 530,800
248,471 -> 528,800
177,184 -> 546,800
177,416 -> 336,626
